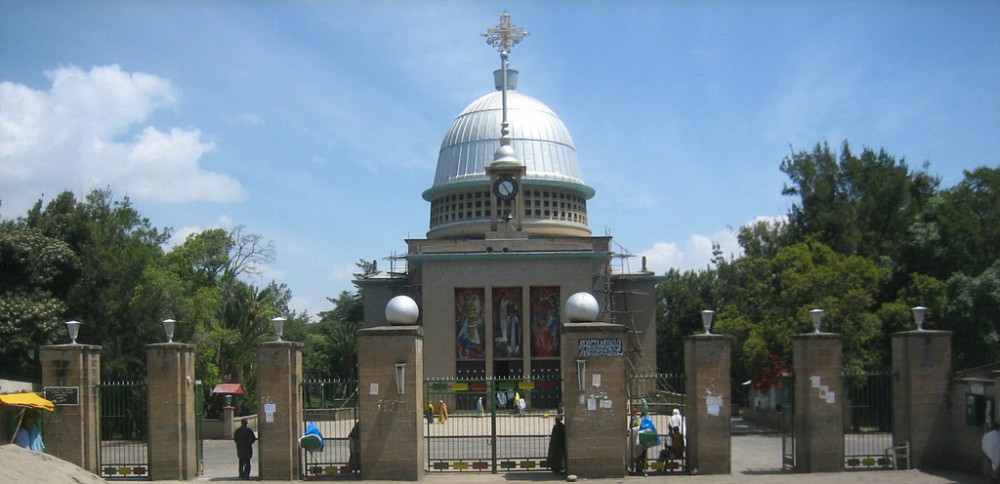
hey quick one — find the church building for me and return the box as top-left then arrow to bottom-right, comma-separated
355,13 -> 661,383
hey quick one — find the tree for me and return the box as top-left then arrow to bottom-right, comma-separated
906,166 -> 1000,280
781,142 -> 937,262
306,291 -> 363,379
943,261 -> 1000,369
0,227 -> 79,379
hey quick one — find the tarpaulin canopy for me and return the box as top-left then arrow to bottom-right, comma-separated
0,392 -> 55,412
211,383 -> 245,395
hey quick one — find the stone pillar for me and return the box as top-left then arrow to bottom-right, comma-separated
892,330 -> 952,469
257,341 -> 304,481
561,322 -> 628,478
146,343 -> 197,480
683,334 -> 732,475
792,333 -> 843,473
39,344 -> 102,473
223,406 -> 235,439
358,325 -> 424,481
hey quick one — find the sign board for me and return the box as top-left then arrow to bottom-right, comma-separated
578,338 -> 623,357
44,386 -> 79,406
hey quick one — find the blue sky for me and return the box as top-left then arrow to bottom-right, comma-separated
2,1 -> 998,320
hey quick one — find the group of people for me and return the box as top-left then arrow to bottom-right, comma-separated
426,400 -> 449,423
630,407 -> 684,476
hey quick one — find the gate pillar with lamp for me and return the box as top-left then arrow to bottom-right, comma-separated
683,310 -> 733,475
561,292 -> 628,478
40,320 -> 102,474
146,319 -> 198,480
791,309 -> 844,473
891,306 -> 952,469
256,317 -> 305,481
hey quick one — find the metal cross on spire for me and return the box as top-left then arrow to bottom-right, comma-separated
483,10 -> 528,54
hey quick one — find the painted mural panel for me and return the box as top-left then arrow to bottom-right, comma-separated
530,286 -> 560,357
492,287 -> 523,358
455,287 -> 486,359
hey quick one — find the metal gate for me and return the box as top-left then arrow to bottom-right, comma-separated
781,373 -> 795,470
300,379 -> 360,478
843,371 -> 894,470
194,380 -> 204,475
98,381 -> 149,480
628,373 -> 686,474
424,374 -> 561,473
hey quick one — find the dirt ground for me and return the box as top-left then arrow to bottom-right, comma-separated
0,444 -> 106,483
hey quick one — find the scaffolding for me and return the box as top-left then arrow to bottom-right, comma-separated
597,239 -> 656,378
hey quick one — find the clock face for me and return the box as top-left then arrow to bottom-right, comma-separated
494,176 -> 518,199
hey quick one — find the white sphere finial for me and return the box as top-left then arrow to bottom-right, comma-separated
386,296 -> 420,325
566,292 -> 599,322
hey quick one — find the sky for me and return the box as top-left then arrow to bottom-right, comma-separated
1,1 -> 998,320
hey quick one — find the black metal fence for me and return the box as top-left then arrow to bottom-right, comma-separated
781,374 -> 795,470
628,373 -> 686,475
424,373 -> 562,473
843,371 -> 894,470
98,381 -> 149,480
300,378 -> 359,479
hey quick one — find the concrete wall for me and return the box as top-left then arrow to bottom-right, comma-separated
201,414 -> 258,440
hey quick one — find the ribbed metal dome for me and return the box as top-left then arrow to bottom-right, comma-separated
424,90 -> 591,200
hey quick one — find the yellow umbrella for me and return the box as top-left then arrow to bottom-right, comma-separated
2,392 -> 55,445
0,392 -> 55,412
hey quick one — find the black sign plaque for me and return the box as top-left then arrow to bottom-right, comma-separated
578,338 -> 623,357
44,386 -> 79,406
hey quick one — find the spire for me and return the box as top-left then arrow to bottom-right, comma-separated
483,11 -> 528,166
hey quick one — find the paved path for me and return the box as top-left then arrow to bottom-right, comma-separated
174,419 -> 982,484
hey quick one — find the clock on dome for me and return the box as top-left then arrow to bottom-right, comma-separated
493,175 -> 519,200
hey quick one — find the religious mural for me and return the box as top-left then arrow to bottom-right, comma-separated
455,287 -> 486,359
492,287 -> 523,358
530,286 -> 560,357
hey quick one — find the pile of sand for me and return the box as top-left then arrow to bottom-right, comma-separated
0,444 -> 106,484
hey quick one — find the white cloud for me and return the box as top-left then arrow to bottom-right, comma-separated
641,225 -> 746,274
0,64 -> 246,217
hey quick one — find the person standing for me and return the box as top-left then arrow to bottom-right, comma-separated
547,416 -> 566,474
14,412 -> 44,452
438,400 -> 448,423
233,418 -> 257,480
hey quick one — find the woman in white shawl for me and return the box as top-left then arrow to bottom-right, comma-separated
983,423 -> 1000,483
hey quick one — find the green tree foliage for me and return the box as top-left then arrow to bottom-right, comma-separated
661,142 -> 999,384
943,262 -> 1000,369
305,291 -> 363,380
0,227 -> 79,378
781,142 -> 937,262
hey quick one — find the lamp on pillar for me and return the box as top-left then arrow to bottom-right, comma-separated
395,363 -> 406,394
271,317 -> 286,341
911,306 -> 928,331
65,320 -> 82,344
810,308 -> 824,333
701,310 -> 715,334
162,318 -> 176,343
576,359 -> 587,390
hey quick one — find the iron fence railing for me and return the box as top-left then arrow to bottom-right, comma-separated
424,374 -> 562,473
98,381 -> 149,480
300,378 -> 359,479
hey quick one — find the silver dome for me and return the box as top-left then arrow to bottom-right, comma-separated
424,90 -> 593,200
